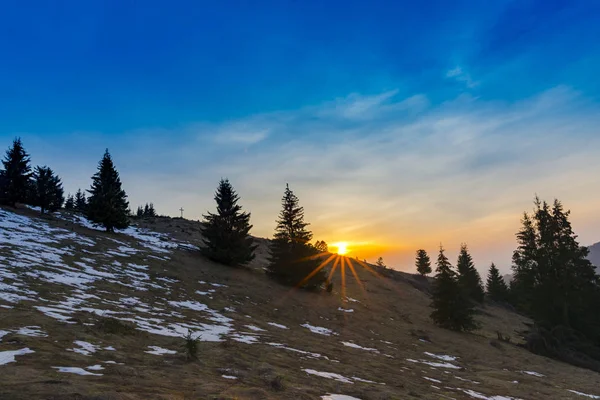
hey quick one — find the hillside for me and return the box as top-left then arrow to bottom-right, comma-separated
1,207 -> 599,400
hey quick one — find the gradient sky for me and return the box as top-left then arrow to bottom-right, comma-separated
1,0 -> 600,274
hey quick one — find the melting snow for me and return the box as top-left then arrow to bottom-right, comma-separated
322,395 -> 362,400
267,322 -> 289,329
145,346 -> 177,355
460,389 -> 523,400
406,358 -> 460,369
521,370 -> 544,377
425,352 -> 457,361
567,390 -> 600,399
52,366 -> 102,376
67,341 -> 99,356
0,348 -> 34,365
86,364 -> 105,371
15,326 -> 47,337
342,342 -> 378,353
301,323 -> 335,336
424,376 -> 442,383
245,325 -> 265,332
303,369 -> 353,384
222,375 -> 237,380
338,307 -> 354,313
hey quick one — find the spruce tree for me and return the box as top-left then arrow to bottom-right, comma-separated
267,184 -> 325,289
430,245 -> 477,331
64,194 -> 75,210
376,257 -> 386,268
456,244 -> 485,303
512,197 -> 600,338
486,263 -> 509,302
147,202 -> 156,217
75,189 -> 87,212
415,249 -> 432,276
201,179 -> 257,267
30,166 -> 64,214
136,205 -> 144,217
86,149 -> 129,233
0,138 -> 32,207
143,203 -> 150,216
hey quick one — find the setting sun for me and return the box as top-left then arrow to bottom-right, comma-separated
332,242 -> 349,255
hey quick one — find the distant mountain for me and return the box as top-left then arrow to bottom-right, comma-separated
588,242 -> 600,272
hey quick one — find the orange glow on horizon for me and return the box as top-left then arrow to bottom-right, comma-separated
332,242 -> 349,255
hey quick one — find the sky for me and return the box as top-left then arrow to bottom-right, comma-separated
1,0 -> 600,274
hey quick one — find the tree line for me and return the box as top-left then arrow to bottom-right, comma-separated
2,137 -> 599,371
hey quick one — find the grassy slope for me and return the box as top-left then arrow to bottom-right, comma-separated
1,207 -> 599,400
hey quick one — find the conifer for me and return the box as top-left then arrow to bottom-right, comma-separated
0,138 -> 32,207
430,245 -> 477,331
415,249 -> 432,276
486,263 -> 509,302
201,179 -> 256,267
86,149 -> 129,233
267,184 -> 325,289
30,166 -> 64,214
456,244 -> 485,303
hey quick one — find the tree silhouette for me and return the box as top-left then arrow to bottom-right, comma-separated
267,184 -> 325,290
86,149 -> 129,233
30,166 -> 64,214
415,249 -> 432,276
456,244 -> 485,303
0,138 -> 32,207
201,179 -> 256,267
486,263 -> 509,303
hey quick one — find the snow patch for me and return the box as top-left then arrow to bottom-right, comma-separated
0,348 -> 34,365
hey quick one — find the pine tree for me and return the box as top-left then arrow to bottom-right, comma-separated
75,189 -> 87,212
430,245 -> 477,331
86,149 -> 129,233
512,197 -> 600,337
267,184 -> 325,290
201,179 -> 257,267
30,166 -> 64,214
314,240 -> 328,253
136,205 -> 144,217
64,194 -> 75,210
415,249 -> 432,276
376,257 -> 386,268
486,263 -> 509,302
456,244 -> 485,303
0,138 -> 32,207
147,202 -> 156,217
143,203 -> 150,216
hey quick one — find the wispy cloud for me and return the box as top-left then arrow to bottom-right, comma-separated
446,66 -> 479,88
18,86 -> 600,273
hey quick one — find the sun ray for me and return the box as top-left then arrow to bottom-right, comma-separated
296,253 -> 337,288
347,258 -> 367,294
340,256 -> 347,300
328,256 -> 341,283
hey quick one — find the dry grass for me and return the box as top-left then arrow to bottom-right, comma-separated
1,207 -> 599,399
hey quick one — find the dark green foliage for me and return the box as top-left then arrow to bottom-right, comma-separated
0,138 -> 32,207
30,166 -> 64,214
456,244 -> 485,303
183,330 -> 199,361
136,205 -> 144,217
486,263 -> 509,302
74,189 -> 87,212
86,149 -> 129,233
415,249 -> 432,276
201,179 -> 257,267
267,184 -> 325,290
146,202 -> 156,217
314,240 -> 328,253
64,194 -> 75,210
511,197 -> 600,369
430,245 -> 478,332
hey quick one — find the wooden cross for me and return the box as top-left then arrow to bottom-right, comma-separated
179,207 -> 184,219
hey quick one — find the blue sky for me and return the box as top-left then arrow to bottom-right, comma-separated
1,0 -> 600,272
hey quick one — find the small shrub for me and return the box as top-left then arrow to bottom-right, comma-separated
183,330 -> 199,361
269,374 -> 285,391
95,317 -> 136,335
326,282 -> 334,293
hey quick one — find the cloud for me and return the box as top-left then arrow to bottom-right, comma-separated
446,66 -> 479,88
14,86 -> 600,274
